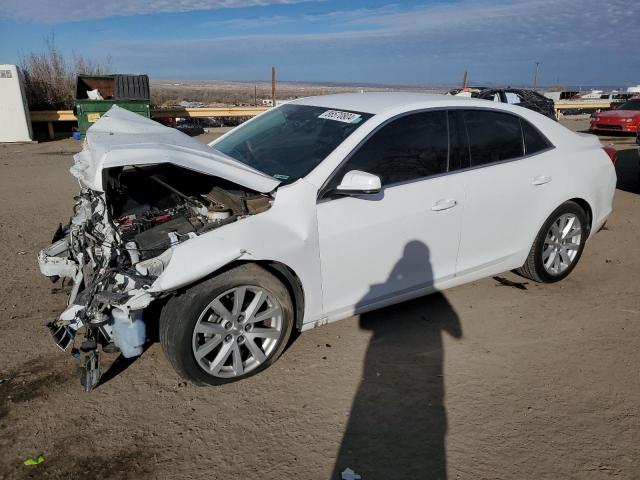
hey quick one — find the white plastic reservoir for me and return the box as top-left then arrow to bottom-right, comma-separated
0,64 -> 33,143
111,308 -> 146,358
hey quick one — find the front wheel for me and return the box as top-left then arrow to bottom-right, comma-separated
159,264 -> 294,385
516,201 -> 588,283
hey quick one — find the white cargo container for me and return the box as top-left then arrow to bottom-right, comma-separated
0,64 -> 33,142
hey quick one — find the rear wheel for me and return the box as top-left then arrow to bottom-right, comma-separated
516,201 -> 587,283
159,264 -> 294,385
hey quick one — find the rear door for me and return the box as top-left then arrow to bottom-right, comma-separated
452,109 -> 557,277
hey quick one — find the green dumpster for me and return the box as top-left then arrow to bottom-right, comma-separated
75,74 -> 150,136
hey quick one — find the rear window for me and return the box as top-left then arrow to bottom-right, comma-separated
462,110 -> 524,166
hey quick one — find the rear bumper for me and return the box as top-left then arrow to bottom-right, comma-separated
590,161 -> 617,239
592,204 -> 612,237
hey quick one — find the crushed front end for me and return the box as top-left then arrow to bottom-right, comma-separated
39,162 -> 271,391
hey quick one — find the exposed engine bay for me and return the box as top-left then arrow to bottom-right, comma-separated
108,164 -> 270,263
39,164 -> 271,390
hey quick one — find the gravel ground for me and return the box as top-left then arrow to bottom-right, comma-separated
0,118 -> 638,480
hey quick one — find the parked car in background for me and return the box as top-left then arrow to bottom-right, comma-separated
448,87 -> 556,120
446,86 -> 488,96
39,93 -> 616,389
544,90 -> 580,102
590,99 -> 640,134
476,88 -> 557,120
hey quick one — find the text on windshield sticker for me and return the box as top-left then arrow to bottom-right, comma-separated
318,110 -> 362,123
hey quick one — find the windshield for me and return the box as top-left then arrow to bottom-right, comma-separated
213,104 -> 373,183
617,100 -> 640,111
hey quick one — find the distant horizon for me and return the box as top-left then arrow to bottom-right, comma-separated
151,78 -> 639,92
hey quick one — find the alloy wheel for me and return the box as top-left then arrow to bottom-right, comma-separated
542,213 -> 582,275
191,286 -> 284,378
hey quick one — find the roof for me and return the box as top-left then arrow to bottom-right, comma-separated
291,92 -> 471,114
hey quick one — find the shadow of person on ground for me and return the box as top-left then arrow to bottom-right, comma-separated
333,241 -> 462,480
614,147 -> 640,194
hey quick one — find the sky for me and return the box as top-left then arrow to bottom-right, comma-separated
1,0 -> 639,87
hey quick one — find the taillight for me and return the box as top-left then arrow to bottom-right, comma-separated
603,145 -> 617,165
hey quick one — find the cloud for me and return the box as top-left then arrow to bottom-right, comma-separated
198,5 -> 398,30
103,0 -> 639,85
193,0 -> 637,52
4,0 -> 636,85
0,0 -> 316,23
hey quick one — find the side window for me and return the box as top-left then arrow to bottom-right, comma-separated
462,110 -> 524,166
330,110 -> 449,188
521,119 -> 552,155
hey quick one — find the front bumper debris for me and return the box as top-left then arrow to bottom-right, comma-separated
38,190 -> 157,391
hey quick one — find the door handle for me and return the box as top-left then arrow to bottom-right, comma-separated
532,175 -> 552,186
431,199 -> 457,211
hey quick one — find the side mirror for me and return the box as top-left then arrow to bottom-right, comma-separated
334,170 -> 382,195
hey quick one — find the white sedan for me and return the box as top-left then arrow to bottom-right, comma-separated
39,93 -> 616,389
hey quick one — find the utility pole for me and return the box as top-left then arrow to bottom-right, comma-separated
533,61 -> 540,90
254,85 -> 257,106
271,66 -> 276,107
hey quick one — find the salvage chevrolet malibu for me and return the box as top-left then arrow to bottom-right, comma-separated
39,93 -> 616,390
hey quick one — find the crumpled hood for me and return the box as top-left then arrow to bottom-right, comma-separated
71,105 -> 280,193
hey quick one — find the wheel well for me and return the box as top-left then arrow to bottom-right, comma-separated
260,261 -> 305,331
195,259 -> 306,330
568,198 -> 593,236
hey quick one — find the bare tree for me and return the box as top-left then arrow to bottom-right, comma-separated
20,35 -> 111,109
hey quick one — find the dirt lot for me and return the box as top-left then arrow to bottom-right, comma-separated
0,118 -> 638,480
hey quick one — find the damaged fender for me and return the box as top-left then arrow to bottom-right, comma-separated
150,179 -> 323,321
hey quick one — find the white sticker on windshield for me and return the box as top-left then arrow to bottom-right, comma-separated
318,110 -> 362,123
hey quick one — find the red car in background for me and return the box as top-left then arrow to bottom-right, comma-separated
590,99 -> 640,134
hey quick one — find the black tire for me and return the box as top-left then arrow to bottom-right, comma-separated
516,201 -> 588,283
159,263 -> 294,385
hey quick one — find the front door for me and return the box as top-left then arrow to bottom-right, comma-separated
316,110 -> 464,318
